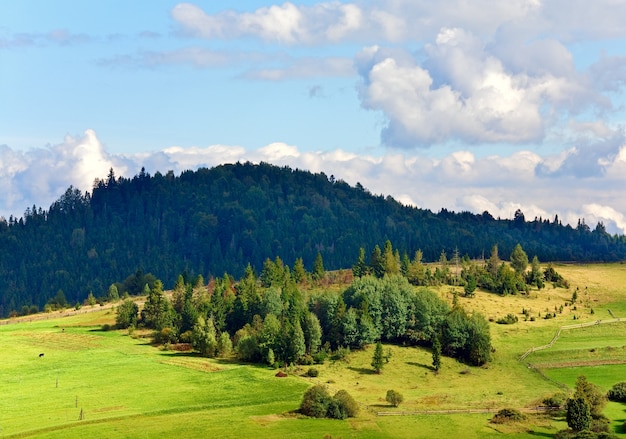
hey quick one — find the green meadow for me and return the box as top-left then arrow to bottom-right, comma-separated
1,263 -> 626,438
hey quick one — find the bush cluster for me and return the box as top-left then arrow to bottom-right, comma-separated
300,385 -> 358,419
496,313 -> 519,325
607,382 -> 626,402
490,408 -> 526,424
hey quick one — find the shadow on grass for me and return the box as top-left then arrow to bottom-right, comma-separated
526,431 -> 554,438
347,366 -> 378,375
407,361 -> 434,371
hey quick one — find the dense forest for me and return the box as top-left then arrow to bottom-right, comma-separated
0,161 -> 624,316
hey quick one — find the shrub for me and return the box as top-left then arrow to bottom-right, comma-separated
386,389 -> 404,407
299,385 -> 358,419
607,382 -> 626,402
333,390 -> 359,418
496,313 -> 519,324
543,392 -> 567,410
300,385 -> 331,418
490,408 -> 526,424
306,367 -> 319,377
313,351 -> 327,364
331,346 -> 350,362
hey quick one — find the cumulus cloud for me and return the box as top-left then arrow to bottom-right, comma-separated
170,1 -> 626,45
171,2 -> 365,44
165,2 -> 626,148
355,28 -> 615,147
2,130 -> 625,235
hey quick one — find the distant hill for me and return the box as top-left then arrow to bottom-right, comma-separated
1,161 -> 624,316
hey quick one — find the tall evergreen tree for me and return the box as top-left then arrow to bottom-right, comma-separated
312,252 -> 325,282
371,341 -> 385,374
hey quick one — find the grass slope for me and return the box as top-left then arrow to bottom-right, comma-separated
1,263 -> 625,438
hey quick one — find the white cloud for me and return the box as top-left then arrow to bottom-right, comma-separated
171,2 -> 366,45
170,1 -> 626,45
356,30 -> 612,147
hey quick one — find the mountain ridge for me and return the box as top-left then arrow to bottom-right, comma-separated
1,161 -> 624,316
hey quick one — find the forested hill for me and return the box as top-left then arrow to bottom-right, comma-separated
1,161 -> 625,316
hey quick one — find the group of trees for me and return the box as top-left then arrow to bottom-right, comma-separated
559,375 -> 617,438
353,240 -> 567,297
117,260 -> 492,367
2,162 -> 624,317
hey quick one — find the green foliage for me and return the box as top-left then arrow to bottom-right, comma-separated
300,385 -> 332,418
141,281 -> 175,331
543,392 -> 568,410
431,333 -> 442,371
115,299 -> 138,329
441,307 -> 492,366
312,252 -> 325,282
305,367 -> 319,377
371,341 -> 385,373
509,243 -> 529,275
567,396 -> 592,432
107,284 -> 119,301
3,162 -> 621,317
192,316 -> 217,357
217,331 -> 233,357
299,385 -> 358,419
332,389 -> 359,418
496,313 -> 519,324
386,389 -> 404,407
575,375 -> 607,418
607,381 -> 626,402
490,408 -> 526,424
545,264 -> 570,288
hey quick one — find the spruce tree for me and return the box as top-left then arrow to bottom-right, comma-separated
432,334 -> 442,372
371,341 -> 385,374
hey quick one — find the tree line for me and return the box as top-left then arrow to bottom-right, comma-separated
1,162 -> 623,317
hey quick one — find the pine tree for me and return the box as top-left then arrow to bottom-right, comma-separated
432,334 -> 442,372
371,341 -> 385,374
312,252 -> 325,282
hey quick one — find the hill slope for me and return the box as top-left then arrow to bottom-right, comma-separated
0,162 -> 624,315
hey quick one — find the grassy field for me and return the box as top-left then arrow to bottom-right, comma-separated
1,263 -> 625,438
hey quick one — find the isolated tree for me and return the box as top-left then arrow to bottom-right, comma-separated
432,333 -> 442,372
509,243 -> 529,275
386,389 -> 404,407
371,341 -> 385,374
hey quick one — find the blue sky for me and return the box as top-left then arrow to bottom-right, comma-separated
2,1 -> 626,234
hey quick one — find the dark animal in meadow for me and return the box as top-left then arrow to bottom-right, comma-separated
39,353 -> 44,358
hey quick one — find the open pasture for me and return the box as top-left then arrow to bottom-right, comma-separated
1,263 -> 625,438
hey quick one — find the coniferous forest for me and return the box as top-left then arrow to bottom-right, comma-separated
0,161 -> 624,317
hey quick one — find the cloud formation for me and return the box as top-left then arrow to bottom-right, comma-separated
1,130 -> 625,235
165,2 -> 626,148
